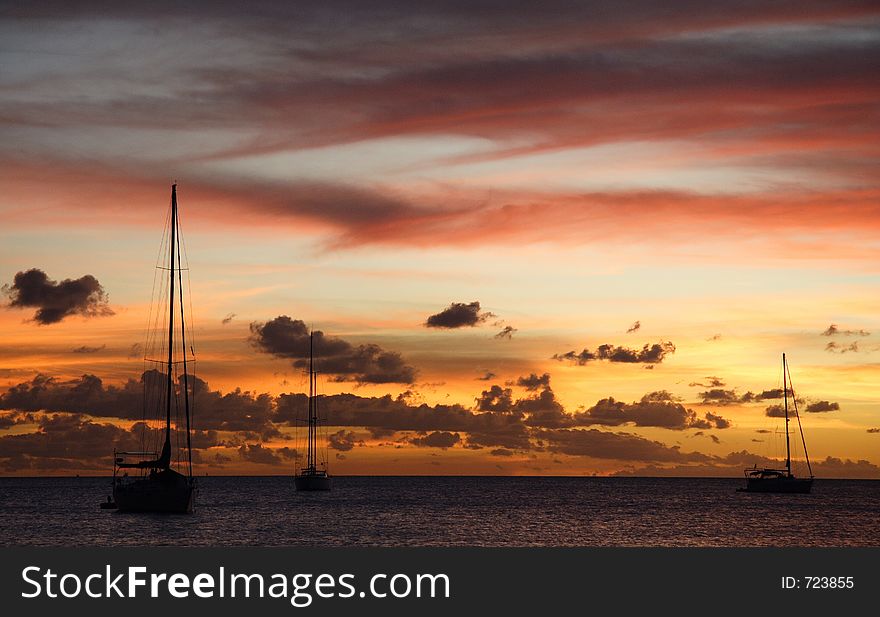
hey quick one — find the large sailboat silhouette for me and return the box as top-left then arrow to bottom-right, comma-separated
294,331 -> 332,491
738,353 -> 813,494
109,183 -> 196,513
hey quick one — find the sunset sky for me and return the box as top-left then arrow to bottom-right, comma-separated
1,1 -> 879,477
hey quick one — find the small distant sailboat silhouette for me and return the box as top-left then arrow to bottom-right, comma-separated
738,353 -> 813,494
105,183 -> 196,513
294,331 -> 331,491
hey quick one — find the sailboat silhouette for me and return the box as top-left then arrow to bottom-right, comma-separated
294,330 -> 332,491
738,353 -> 813,494
108,184 -> 196,513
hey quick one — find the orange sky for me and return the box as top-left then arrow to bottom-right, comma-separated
1,1 -> 879,477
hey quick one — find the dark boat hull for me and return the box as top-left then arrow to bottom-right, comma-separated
113,469 -> 195,513
294,474 -> 331,491
739,477 -> 813,494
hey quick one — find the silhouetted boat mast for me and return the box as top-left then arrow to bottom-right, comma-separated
105,183 -> 196,512
738,353 -> 813,494
295,330 -> 331,491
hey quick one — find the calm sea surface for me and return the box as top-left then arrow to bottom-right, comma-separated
1,476 -> 877,547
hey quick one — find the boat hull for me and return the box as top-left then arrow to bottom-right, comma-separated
739,477 -> 813,494
294,474 -> 331,491
113,469 -> 195,513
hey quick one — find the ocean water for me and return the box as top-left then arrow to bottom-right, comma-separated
1,476 -> 878,547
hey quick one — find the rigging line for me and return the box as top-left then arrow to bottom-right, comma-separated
181,232 -> 196,351
786,360 -> 813,478
142,203 -> 173,467
783,354 -> 792,476
175,196 -> 193,478
174,364 -> 182,469
146,202 -> 171,352
179,203 -> 197,477
140,207 -> 169,461
317,364 -> 328,469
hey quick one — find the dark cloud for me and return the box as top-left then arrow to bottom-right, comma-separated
475,385 -> 514,412
238,443 -> 298,465
2,269 -> 114,325
72,344 -> 106,354
367,426 -> 397,439
535,428 -> 711,463
475,371 -> 497,381
425,301 -> 494,329
328,429 -> 358,451
0,372 -> 276,434
697,389 -> 754,405
191,450 -> 233,466
616,452 -> 880,479
765,404 -> 786,417
697,387 -> 783,405
516,386 -> 570,429
822,324 -> 869,336
221,313 -> 237,325
0,374 -> 142,419
464,424 -> 532,450
755,389 -> 784,401
574,391 -> 730,430
554,341 -> 675,365
409,431 -> 461,448
188,375 -> 277,435
811,456 -> 880,479
250,315 -> 417,384
697,389 -> 739,404
0,365 -> 863,475
494,325 -> 517,340
705,412 -> 730,429
867,428 -> 880,434
626,321 -> 641,333
0,411 -> 33,430
275,391 -> 531,449
0,413 -> 211,472
688,376 -> 725,388
516,373 -> 551,391
127,343 -> 144,359
706,334 -> 722,342
804,400 -> 840,413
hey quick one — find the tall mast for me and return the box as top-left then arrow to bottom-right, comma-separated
175,189 -> 192,477
313,356 -> 318,469
308,330 -> 315,471
162,183 -> 177,470
783,353 -> 791,476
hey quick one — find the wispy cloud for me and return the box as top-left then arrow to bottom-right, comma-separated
822,324 -> 870,336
